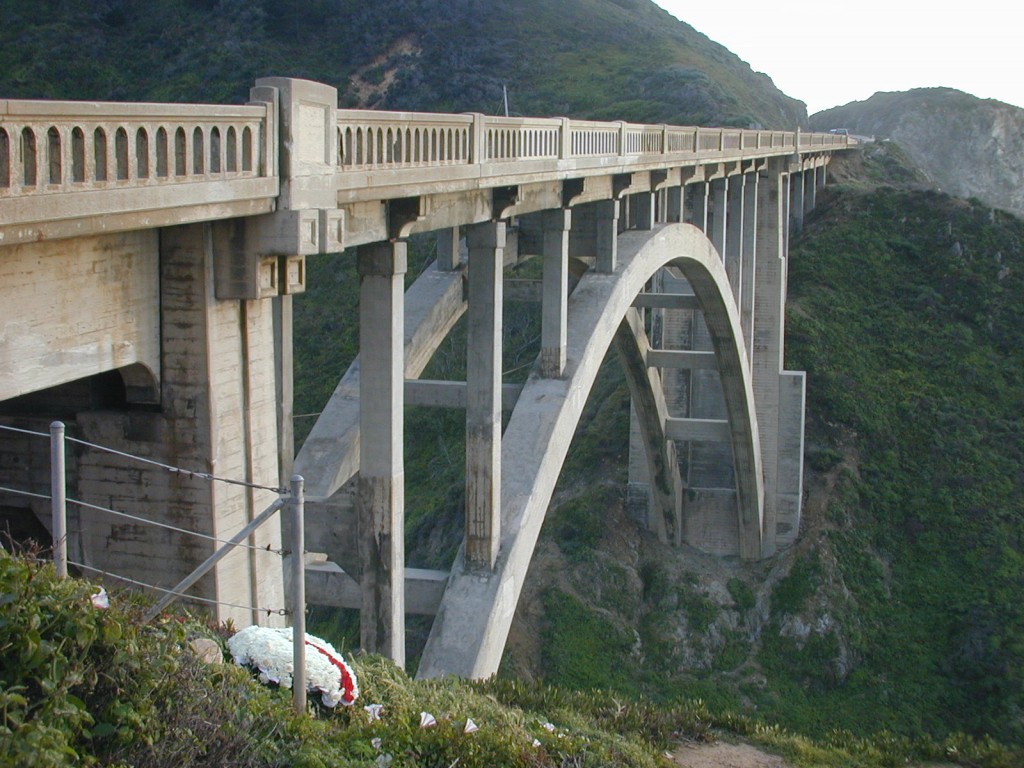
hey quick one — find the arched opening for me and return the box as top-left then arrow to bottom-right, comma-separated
156,127 -> 169,177
71,127 -> 85,183
47,127 -> 61,185
241,126 -> 252,172
135,128 -> 149,178
0,128 -> 10,188
192,127 -> 204,174
114,127 -> 129,180
226,127 -> 237,172
93,128 -> 108,182
174,127 -> 187,176
209,127 -> 221,173
21,128 -> 37,187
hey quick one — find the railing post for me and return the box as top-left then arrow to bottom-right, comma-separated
291,474 -> 306,715
468,113 -> 486,165
50,421 -> 67,578
559,117 -> 571,160
617,121 -> 627,156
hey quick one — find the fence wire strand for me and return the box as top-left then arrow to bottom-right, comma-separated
64,496 -> 287,555
0,424 -> 49,438
0,485 -> 52,502
64,435 -> 289,494
69,560 -> 289,617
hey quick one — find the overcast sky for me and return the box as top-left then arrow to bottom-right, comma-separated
653,1 -> 1020,116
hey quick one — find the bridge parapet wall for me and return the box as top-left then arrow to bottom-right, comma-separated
0,99 -> 278,244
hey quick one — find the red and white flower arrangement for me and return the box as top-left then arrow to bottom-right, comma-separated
227,625 -> 359,708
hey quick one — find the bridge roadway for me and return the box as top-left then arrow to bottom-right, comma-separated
0,78 -> 848,677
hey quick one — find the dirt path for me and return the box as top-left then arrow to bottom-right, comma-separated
671,741 -> 789,768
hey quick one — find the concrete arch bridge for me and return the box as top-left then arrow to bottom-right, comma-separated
0,78 -> 848,678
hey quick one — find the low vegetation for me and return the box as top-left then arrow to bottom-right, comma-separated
5,551 -> 1021,767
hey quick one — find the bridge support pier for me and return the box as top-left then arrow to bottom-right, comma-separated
540,210 -> 571,378
465,222 -> 505,570
740,171 -> 759,362
356,241 -> 407,667
709,177 -> 728,257
686,182 -> 708,231
725,176 -> 745,303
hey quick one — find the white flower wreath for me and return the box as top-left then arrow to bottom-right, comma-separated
227,625 -> 359,707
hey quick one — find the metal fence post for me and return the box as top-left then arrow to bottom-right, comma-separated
50,421 -> 67,578
291,474 -> 306,714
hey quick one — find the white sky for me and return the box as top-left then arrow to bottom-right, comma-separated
653,1 -> 1021,116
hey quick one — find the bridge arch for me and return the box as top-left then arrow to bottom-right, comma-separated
418,222 -> 764,679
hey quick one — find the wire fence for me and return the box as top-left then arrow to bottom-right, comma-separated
0,420 -> 310,714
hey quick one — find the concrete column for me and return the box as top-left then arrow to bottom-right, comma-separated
595,199 -> 619,272
632,192 -> 656,231
273,295 -> 294,483
356,240 -> 407,667
709,177 -> 728,258
685,182 -> 708,232
436,226 -> 461,270
806,167 -> 817,211
752,163 -> 785,558
465,221 -> 505,569
790,171 -> 804,234
149,222 -> 285,627
740,172 -> 759,362
666,186 -> 684,223
541,209 -> 570,378
725,176 -> 744,303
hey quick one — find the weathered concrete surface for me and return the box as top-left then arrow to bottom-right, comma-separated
0,231 -> 160,402
418,223 -> 763,679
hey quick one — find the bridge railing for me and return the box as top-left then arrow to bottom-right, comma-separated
0,98 -> 279,243
334,109 -> 846,173
0,100 -> 273,194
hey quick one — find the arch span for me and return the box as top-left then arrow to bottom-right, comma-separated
418,223 -> 764,679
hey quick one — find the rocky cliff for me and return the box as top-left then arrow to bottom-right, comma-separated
810,88 -> 1024,216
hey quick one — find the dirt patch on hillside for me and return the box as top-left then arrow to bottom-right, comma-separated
671,741 -> 788,768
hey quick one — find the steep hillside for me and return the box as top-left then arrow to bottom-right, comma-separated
0,0 -> 804,127
810,89 -> 1024,216
503,145 -> 1024,746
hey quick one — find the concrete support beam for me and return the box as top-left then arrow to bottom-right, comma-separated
686,182 -> 708,231
725,174 -> 745,304
791,171 -> 805,233
752,163 -> 785,557
666,186 -> 684,223
594,200 -> 619,273
306,561 -> 449,616
541,209 -> 571,377
647,349 -> 718,370
273,295 -> 294,482
356,240 -> 407,667
436,226 -> 461,270
709,177 -> 728,259
632,292 -> 701,310
465,221 -> 505,570
631,192 -> 656,231
740,172 -> 759,362
665,417 -> 731,442
615,308 -> 682,544
404,379 -> 522,412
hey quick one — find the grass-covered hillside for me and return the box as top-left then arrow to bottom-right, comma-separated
4,551 -> 1021,767
494,143 -> 1024,751
0,0 -> 804,127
